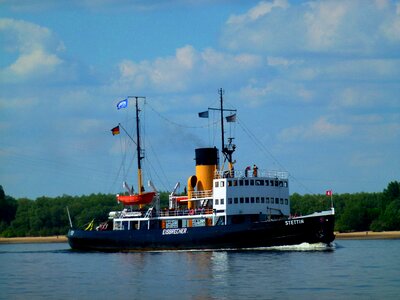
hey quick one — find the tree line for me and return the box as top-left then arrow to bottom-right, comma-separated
1,181 -> 399,237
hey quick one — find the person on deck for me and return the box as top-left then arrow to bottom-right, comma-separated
245,166 -> 251,177
253,164 -> 258,177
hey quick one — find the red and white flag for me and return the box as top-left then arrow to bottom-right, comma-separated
326,190 -> 332,196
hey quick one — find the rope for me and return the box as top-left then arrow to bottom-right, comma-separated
237,116 -> 314,194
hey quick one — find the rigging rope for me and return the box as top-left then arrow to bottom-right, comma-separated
237,116 -> 314,194
147,102 -> 218,129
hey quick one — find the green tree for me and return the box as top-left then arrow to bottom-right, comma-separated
0,185 -> 17,226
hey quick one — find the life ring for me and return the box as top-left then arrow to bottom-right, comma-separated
189,209 -> 194,215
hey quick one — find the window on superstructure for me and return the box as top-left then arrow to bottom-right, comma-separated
250,180 -> 254,186
228,181 -> 232,187
284,181 -> 288,187
279,181 -> 283,187
256,197 -> 260,203
245,197 -> 250,203
221,181 -> 225,187
215,182 -> 219,188
215,199 -> 219,205
251,197 -> 255,203
266,197 -> 269,203
266,180 -> 269,186
275,180 -> 279,187
256,180 -> 264,186
261,197 -> 265,203
221,198 -> 225,205
239,180 -> 244,186
234,197 -> 238,204
228,198 -> 232,204
233,180 -> 238,186
270,180 -> 274,186
285,199 -> 288,205
275,198 -> 279,204
245,180 -> 249,186
280,198 -> 283,204
240,197 -> 244,203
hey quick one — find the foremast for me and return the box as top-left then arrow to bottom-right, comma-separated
116,96 -> 155,207
133,96 -> 145,197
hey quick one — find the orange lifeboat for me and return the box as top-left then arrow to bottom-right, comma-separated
117,192 -> 156,205
175,196 -> 188,203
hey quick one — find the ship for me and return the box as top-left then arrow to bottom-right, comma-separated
67,90 -> 335,251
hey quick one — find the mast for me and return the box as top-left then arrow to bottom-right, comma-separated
206,89 -> 236,173
128,96 -> 146,195
219,88 -> 225,159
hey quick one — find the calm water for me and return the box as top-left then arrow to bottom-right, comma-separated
0,240 -> 399,300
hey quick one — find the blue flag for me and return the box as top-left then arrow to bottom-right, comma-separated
117,99 -> 128,110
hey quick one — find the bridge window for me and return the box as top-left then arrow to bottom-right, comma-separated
228,181 -> 232,187
284,181 -> 288,187
251,197 -> 255,203
256,197 -> 260,203
261,197 -> 265,203
240,197 -> 244,203
234,197 -> 238,204
279,181 -> 283,187
256,180 -> 264,186
266,197 -> 269,203
233,180 -> 238,186
239,180 -> 244,186
275,180 -> 279,186
245,180 -> 249,186
270,180 -> 274,186
250,180 -> 254,186
245,197 -> 250,203
285,199 -> 288,205
280,198 -> 283,204
275,198 -> 279,204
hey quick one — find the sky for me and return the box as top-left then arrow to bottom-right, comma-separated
1,0 -> 399,199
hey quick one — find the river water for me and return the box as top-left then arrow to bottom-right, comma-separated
0,240 -> 399,299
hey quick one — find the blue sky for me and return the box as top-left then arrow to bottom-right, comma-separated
1,0 -> 399,199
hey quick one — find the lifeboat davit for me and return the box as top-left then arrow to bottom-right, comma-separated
117,192 -> 156,205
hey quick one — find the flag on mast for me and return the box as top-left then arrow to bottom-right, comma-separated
117,99 -> 128,110
198,111 -> 209,118
326,190 -> 332,196
226,114 -> 236,122
111,125 -> 120,135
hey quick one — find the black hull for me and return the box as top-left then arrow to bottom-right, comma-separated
68,213 -> 335,251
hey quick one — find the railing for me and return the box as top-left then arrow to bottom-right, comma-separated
215,169 -> 288,179
159,208 -> 213,217
191,190 -> 213,198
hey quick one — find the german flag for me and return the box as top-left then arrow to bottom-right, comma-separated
111,125 -> 120,136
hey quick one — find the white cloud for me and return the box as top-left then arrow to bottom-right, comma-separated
0,18 -> 64,81
267,56 -> 301,67
112,45 -> 263,93
278,117 -> 351,142
227,0 -> 289,25
304,1 -> 348,51
222,0 -> 400,55
8,48 -> 62,76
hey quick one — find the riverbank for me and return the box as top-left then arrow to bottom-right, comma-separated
0,236 -> 67,244
1,231 -> 400,244
335,231 -> 400,240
